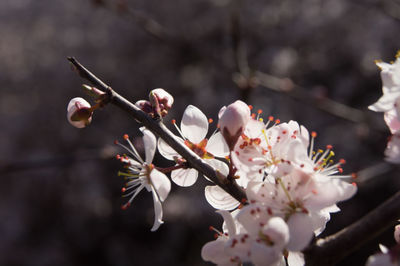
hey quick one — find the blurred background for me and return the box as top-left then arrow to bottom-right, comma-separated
1,0 -> 400,265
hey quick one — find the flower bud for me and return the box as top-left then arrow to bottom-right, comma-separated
218,100 -> 250,150
150,88 -> 174,110
67,97 -> 93,128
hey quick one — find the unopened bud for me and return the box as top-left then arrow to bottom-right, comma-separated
67,97 -> 93,128
150,88 -> 174,110
218,100 -> 250,150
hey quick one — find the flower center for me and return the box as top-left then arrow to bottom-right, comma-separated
184,139 -> 214,159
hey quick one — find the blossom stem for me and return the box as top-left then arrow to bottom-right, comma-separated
67,57 -> 247,203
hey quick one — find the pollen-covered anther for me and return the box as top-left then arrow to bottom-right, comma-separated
171,119 -> 176,124
339,159 -> 346,164
275,119 -> 280,124
351,173 -> 358,179
268,116 -> 274,121
114,140 -> 119,145
326,144 -> 333,150
123,134 -> 129,140
311,131 -> 317,138
121,187 -> 126,193
248,105 -> 253,110
257,109 -> 263,114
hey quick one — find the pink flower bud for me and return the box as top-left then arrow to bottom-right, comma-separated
218,100 -> 250,150
150,88 -> 174,110
67,97 -> 93,128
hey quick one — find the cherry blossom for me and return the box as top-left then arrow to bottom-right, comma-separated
116,127 -> 171,231
158,105 -> 229,187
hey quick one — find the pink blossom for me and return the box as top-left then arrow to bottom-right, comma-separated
218,100 -> 251,150
66,97 -> 93,128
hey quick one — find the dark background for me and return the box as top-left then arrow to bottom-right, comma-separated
1,0 -> 400,265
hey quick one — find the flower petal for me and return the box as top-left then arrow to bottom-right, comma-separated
250,242 -> 282,266
205,186 -> 240,210
171,168 -> 198,187
217,210 -> 237,236
150,169 -> 171,202
150,189 -> 164,232
286,213 -> 314,251
181,105 -> 209,143
157,137 -> 181,160
140,127 -> 157,164
206,132 -> 230,157
287,252 -> 305,266
201,239 -> 234,265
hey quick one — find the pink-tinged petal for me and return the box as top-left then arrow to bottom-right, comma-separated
140,127 -> 156,164
236,204 -> 270,236
150,189 -> 164,232
150,169 -> 171,202
250,241 -> 282,266
286,213 -> 314,251
201,239 -> 235,265
207,132 -> 230,157
205,186 -> 240,211
181,105 -> 209,143
171,168 -> 198,187
157,138 -> 181,160
287,252 -> 305,266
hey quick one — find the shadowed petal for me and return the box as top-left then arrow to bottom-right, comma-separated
171,168 -> 198,187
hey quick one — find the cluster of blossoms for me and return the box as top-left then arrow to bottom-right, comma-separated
68,88 -> 357,265
369,53 -> 400,163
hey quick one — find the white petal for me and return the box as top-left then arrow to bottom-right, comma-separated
150,189 -> 164,231
205,185 -> 240,210
225,234 -> 252,262
366,253 -> 393,266
262,217 -> 290,249
286,213 -> 314,251
150,169 -> 171,202
201,239 -> 233,265
236,204 -> 270,236
181,105 -> 209,143
369,92 -> 400,112
287,252 -> 305,266
250,241 -> 282,266
207,158 -> 229,176
171,168 -> 198,187
157,137 -> 181,160
140,127 -> 156,164
217,210 -> 237,236
207,132 -> 230,157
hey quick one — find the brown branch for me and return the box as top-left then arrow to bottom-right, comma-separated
67,57 -> 247,203
303,190 -> 400,265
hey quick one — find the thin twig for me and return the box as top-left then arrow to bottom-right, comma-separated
303,190 -> 400,265
67,57 -> 247,203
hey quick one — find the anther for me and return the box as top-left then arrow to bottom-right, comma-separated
123,134 -> 129,140
257,109 -> 263,114
326,144 -> 333,150
171,119 -> 176,124
208,118 -> 213,124
311,131 -> 317,138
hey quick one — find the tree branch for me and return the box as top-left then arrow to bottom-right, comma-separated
303,190 -> 400,265
67,57 -> 247,203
